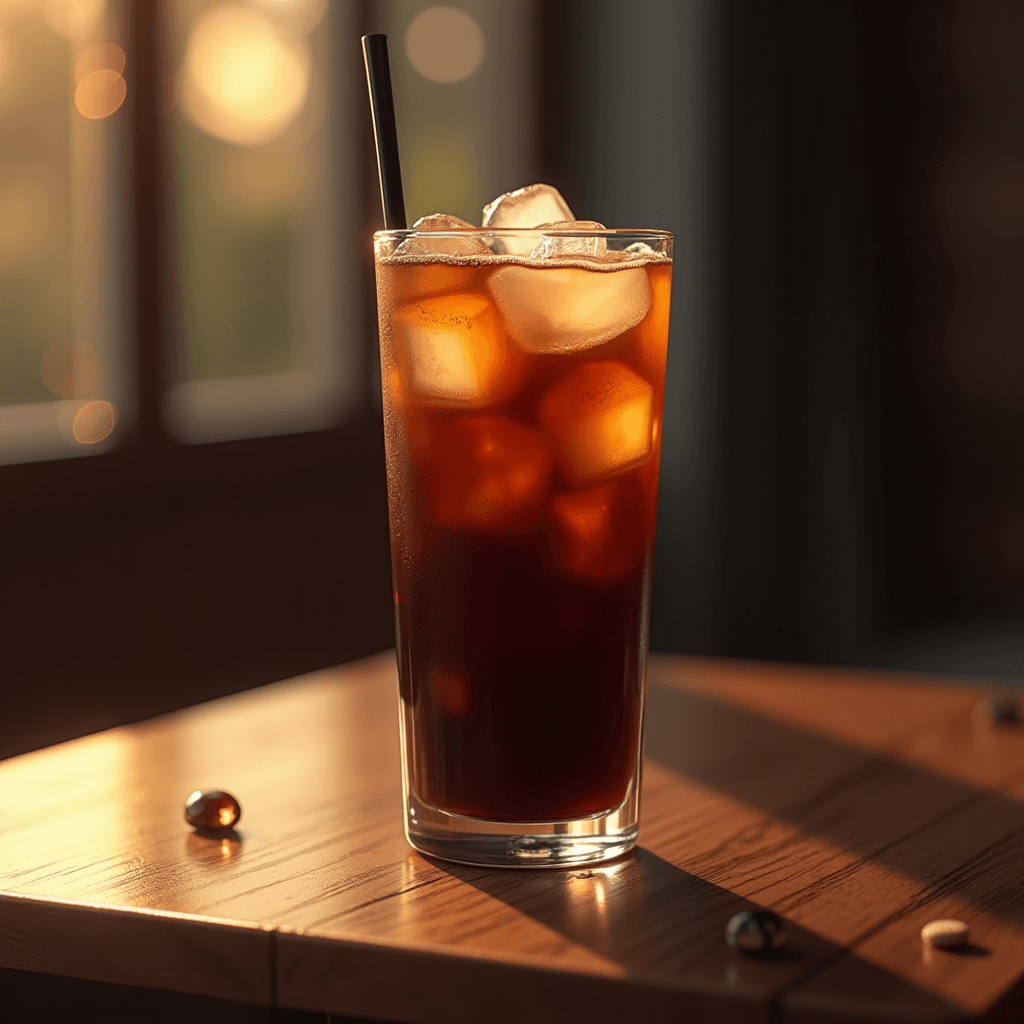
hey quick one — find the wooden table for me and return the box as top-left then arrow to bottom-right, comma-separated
2,652 -> 1023,1024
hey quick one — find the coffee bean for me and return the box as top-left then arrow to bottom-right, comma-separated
726,910 -> 786,954
185,790 -> 241,833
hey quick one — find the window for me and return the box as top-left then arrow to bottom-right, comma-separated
1,0 -> 549,759
1,1 -> 393,759
0,0 -> 126,464
163,0 -> 362,444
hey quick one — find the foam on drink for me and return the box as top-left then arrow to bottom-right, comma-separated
482,183 -> 575,255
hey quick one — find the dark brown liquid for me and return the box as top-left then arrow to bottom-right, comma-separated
377,255 -> 671,822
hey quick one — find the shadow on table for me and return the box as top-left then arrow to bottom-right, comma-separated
431,679 -> 1023,1017
435,848 -> 1020,1022
642,681 -> 1024,933
435,846 -> 840,1008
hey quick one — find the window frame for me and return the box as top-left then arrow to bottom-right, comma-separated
0,0 -> 394,760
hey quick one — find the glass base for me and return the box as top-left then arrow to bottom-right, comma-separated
404,789 -> 639,869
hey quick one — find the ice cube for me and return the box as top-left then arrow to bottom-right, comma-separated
391,292 -> 520,406
549,479 -> 646,581
603,242 -> 666,265
482,184 -> 574,229
429,415 -> 552,532
539,360 -> 654,486
622,241 -> 657,259
482,184 -> 574,256
396,213 -> 492,258
530,221 -> 608,261
487,263 -> 652,354
416,213 -> 473,229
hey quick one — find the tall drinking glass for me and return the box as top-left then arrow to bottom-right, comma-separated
373,227 -> 672,867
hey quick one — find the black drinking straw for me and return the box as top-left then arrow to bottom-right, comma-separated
361,34 -> 407,230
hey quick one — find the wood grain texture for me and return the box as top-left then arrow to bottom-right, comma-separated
781,774 -> 1024,1024
274,840 -> 843,1023
2,652 -> 1022,1024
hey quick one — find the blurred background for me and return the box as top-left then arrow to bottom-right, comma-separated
1,0 -> 1021,758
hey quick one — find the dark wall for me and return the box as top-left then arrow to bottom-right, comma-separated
544,0 -> 1024,677
545,0 -> 881,664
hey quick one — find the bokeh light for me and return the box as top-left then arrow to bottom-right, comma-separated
42,0 -> 105,40
75,41 -> 125,81
75,67 -> 126,119
405,6 -> 485,84
252,0 -> 327,35
72,400 -> 116,444
182,5 -> 309,146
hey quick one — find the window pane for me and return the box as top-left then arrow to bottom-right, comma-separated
170,0 -> 321,382
164,0 -> 358,443
0,0 -> 125,463
0,6 -> 77,406
389,0 -> 537,225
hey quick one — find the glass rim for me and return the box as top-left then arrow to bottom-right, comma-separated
374,227 -> 674,240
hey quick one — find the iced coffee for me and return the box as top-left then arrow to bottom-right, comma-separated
374,185 -> 672,866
